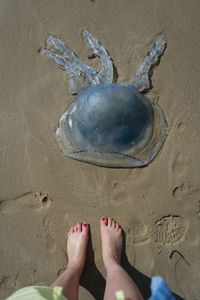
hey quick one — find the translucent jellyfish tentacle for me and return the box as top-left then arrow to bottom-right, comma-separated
41,46 -> 84,94
132,35 -> 166,92
81,30 -> 114,84
46,35 -> 97,77
41,35 -> 98,94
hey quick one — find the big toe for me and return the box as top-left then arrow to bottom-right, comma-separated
100,216 -> 108,226
82,223 -> 89,234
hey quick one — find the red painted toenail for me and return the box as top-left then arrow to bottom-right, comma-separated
102,217 -> 105,221
83,223 -> 88,227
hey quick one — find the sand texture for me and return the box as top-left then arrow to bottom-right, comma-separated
0,1 -> 200,299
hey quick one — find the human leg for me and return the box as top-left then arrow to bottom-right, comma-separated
51,222 -> 89,300
100,217 -> 144,300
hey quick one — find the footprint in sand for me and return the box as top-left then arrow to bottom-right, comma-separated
125,221 -> 151,265
45,235 -> 66,257
126,221 -> 150,246
45,236 -> 58,253
170,146 -> 199,201
172,182 -> 198,199
0,191 -> 51,214
171,152 -> 186,177
153,215 -> 188,246
43,212 -> 69,235
169,119 -> 187,177
43,213 -> 69,256
126,215 -> 188,248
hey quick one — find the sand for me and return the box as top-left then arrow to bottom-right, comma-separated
0,1 -> 200,299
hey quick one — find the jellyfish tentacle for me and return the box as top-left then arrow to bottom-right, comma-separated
132,35 -> 166,92
41,35 -> 98,94
81,30 -> 113,84
41,32 -> 113,94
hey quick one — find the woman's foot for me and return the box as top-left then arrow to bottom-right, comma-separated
67,222 -> 89,278
50,222 -> 89,300
100,216 -> 123,271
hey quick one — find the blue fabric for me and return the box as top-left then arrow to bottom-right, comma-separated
150,276 -> 176,300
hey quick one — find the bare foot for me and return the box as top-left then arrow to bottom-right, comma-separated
67,222 -> 89,277
100,216 -> 122,271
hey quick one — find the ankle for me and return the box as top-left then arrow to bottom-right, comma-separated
104,256 -> 121,272
67,262 -> 83,275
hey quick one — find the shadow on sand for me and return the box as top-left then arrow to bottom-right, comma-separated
80,231 -> 184,300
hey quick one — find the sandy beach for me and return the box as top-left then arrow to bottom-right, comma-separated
0,1 -> 200,299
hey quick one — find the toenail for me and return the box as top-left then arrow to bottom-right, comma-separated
83,223 -> 88,227
102,217 -> 105,221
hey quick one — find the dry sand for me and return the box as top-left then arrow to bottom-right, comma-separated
0,1 -> 200,299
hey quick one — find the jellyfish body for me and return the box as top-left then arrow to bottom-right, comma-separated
56,84 -> 167,167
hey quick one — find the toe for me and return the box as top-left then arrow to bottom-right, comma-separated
100,216 -> 108,226
115,220 -> 122,231
69,225 -> 75,234
77,222 -> 81,232
115,223 -> 119,230
82,223 -> 89,233
74,223 -> 79,232
113,220 -> 117,228
111,219 -> 116,228
107,217 -> 112,227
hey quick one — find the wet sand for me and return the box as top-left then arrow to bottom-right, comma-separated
0,1 -> 200,299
